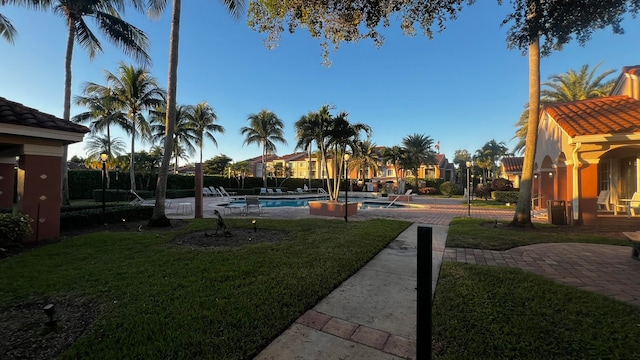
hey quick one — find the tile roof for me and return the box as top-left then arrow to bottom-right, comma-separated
543,95 -> 640,137
0,96 -> 90,134
622,65 -> 640,75
501,157 -> 524,173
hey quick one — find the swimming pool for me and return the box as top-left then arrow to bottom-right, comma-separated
225,197 -> 407,209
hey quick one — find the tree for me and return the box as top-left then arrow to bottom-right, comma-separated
105,62 -> 165,191
150,104 -> 197,174
83,134 -> 126,172
74,83 -> 130,157
147,0 -> 245,227
351,139 -> 380,180
0,12 -> 17,43
248,0 -> 474,66
204,154 -> 232,175
294,106 -> 333,189
188,101 -> 224,164
473,139 -> 508,184
502,0 -> 632,226
240,109 -> 287,188
6,0 -> 151,205
512,63 -> 616,153
382,145 -> 406,189
401,133 -> 437,188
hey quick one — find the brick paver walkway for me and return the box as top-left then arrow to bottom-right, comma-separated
444,243 -> 640,306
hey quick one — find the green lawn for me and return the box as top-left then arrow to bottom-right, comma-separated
0,218 -> 410,359
433,263 -> 640,359
446,217 -> 630,250
433,217 -> 640,358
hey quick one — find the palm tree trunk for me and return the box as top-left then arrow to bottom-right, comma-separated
130,116 -> 136,192
512,37 -> 540,226
262,143 -> 267,188
60,19 -> 75,206
151,0 -> 180,226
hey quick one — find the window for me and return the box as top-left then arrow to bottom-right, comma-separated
599,161 -> 610,191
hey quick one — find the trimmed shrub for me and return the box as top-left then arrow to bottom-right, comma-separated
0,211 -> 33,247
494,191 -> 520,204
60,205 -> 154,231
491,178 -> 514,191
439,181 -> 458,197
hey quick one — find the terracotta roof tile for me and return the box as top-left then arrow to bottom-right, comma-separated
0,96 -> 90,134
502,157 -> 524,173
543,95 -> 640,137
622,65 -> 640,75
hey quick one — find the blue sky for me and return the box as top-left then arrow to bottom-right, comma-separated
2,2 -> 640,166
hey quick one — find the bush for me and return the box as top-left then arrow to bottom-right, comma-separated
60,205 -> 154,231
439,181 -> 458,197
0,212 -> 33,247
494,191 -> 520,204
475,186 -> 492,200
491,178 -> 514,191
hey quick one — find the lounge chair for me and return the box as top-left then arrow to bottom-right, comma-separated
296,188 -> 305,194
130,190 -> 171,207
219,186 -> 237,197
203,187 -> 214,197
275,189 -> 285,195
616,192 -> 640,216
259,188 -> 268,196
267,188 -> 275,196
244,197 -> 263,215
596,190 -> 611,212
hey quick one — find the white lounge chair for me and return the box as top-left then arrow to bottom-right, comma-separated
296,188 -> 305,194
616,192 -> 640,216
219,186 -> 237,197
203,187 -> 214,197
275,189 -> 285,195
596,190 -> 611,212
267,189 -> 275,196
259,188 -> 268,196
130,190 -> 171,207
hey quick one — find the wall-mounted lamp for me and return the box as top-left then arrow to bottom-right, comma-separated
548,171 -> 553,177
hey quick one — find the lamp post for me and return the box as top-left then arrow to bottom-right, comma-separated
100,153 -> 108,217
466,161 -> 472,217
115,165 -> 120,204
344,153 -> 350,223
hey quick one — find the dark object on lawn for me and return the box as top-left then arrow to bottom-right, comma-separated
43,303 -> 57,327
205,210 -> 232,237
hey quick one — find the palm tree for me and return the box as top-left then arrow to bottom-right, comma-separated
83,134 -> 126,170
105,62 -> 165,191
146,0 -> 245,226
512,63 -> 615,153
350,139 -> 380,181
294,105 -> 334,189
188,101 -> 224,164
382,145 -> 406,188
73,83 -> 130,156
6,0 -> 151,205
241,109 -> 287,188
150,104 -> 198,174
0,12 -> 17,43
473,139 -> 508,184
402,133 -> 437,188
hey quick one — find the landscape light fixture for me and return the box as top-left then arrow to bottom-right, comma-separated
43,303 -> 56,327
343,153 -> 350,223
466,161 -> 472,217
100,153 -> 108,217
115,165 -> 121,203
252,219 -> 257,232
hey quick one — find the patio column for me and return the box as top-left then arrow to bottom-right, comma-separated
0,157 -> 15,210
17,145 -> 63,242
579,162 -> 599,225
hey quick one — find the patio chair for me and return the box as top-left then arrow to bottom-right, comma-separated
267,188 -> 275,196
244,196 -> 263,215
296,188 -> 305,194
130,190 -> 172,207
259,188 -> 268,196
203,187 -> 214,197
275,189 -> 285,195
596,190 -> 611,212
219,186 -> 237,197
616,192 -> 640,216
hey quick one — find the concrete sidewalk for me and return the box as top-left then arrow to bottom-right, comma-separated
255,223 -> 448,360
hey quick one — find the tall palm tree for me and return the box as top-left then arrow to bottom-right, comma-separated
294,105 -> 334,190
382,145 -> 406,188
73,83 -> 130,156
241,109 -> 287,188
512,63 -> 615,153
350,139 -> 379,181
6,0 -> 151,205
83,134 -> 126,170
473,139 -> 508,184
106,62 -> 165,191
402,133 -> 436,188
146,0 -> 245,226
150,104 -> 198,173
188,101 -> 224,164
0,12 -> 17,43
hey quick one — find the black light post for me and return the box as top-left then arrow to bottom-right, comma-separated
344,153 -> 350,223
101,153 -> 108,217
115,165 -> 120,204
466,161 -> 472,217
